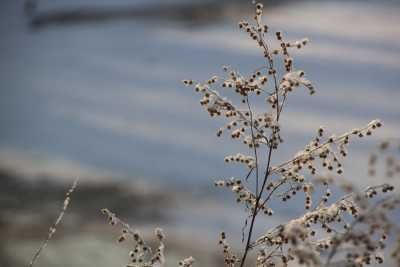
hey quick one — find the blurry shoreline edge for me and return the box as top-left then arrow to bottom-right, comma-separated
25,0 -> 303,29
24,0 -> 400,30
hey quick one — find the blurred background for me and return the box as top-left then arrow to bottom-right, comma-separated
1,0 -> 399,266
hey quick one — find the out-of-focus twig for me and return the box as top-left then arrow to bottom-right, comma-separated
28,177 -> 79,267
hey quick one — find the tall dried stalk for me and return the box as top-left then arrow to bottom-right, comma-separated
184,2 -> 399,267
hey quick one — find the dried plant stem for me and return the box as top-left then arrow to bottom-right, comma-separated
324,197 -> 391,267
240,145 -> 274,267
185,3 -> 396,266
270,124 -> 374,174
254,14 -> 281,119
101,208 -> 138,238
240,92 -> 281,267
243,152 -> 274,263
251,184 -> 392,250
239,18 -> 285,265
246,96 -> 260,195
260,179 -> 286,208
28,178 -> 79,267
324,195 -> 394,266
203,86 -> 270,143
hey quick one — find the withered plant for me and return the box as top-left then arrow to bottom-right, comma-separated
180,2 -> 399,267
100,2 -> 399,267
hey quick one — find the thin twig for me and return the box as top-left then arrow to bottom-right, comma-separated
270,124 -> 373,174
208,87 -> 270,143
240,145 -> 274,267
260,179 -> 286,208
324,195 -> 395,266
28,178 -> 79,267
246,96 -> 260,196
245,167 -> 255,182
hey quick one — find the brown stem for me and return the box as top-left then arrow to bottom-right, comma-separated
246,96 -> 260,195
239,48 -> 282,267
240,145 -> 274,267
240,12 -> 292,267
